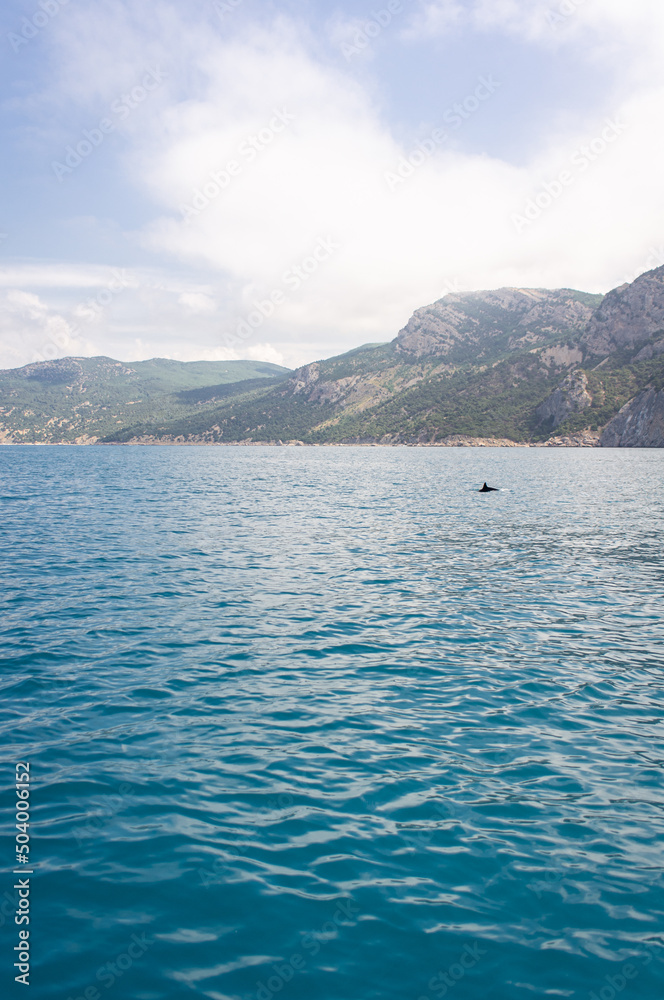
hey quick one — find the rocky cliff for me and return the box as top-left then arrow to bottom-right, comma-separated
395,287 -> 596,359
582,265 -> 664,356
535,370 -> 592,430
600,389 -> 664,447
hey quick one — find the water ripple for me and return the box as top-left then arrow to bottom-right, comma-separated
1,446 -> 663,1000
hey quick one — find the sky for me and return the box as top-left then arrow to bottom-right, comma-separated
1,0 -> 664,371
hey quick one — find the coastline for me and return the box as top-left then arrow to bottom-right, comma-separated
0,432 -> 604,447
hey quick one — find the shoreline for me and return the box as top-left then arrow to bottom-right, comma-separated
0,433 -> 610,448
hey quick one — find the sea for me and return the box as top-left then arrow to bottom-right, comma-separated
1,445 -> 663,1000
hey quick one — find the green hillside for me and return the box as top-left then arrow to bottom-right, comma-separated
0,356 -> 290,443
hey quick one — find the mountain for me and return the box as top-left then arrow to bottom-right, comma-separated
2,266 -> 664,447
0,356 -> 290,443
100,268 -> 664,447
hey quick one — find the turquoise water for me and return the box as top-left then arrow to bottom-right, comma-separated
1,445 -> 663,1000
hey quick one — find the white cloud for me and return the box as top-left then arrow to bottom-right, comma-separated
178,292 -> 217,314
418,0 -> 664,71
0,264 -> 222,367
243,343 -> 286,366
0,264 -> 136,290
0,290 -> 93,369
2,2 -> 664,372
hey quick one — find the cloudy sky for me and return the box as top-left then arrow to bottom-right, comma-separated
1,0 -> 664,371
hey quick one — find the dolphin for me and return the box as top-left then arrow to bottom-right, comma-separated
479,482 -> 499,492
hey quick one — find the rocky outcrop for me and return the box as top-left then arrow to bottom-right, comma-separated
287,363 -> 354,405
600,389 -> 664,447
538,430 -> 600,448
288,362 -> 321,394
538,345 -> 584,367
582,265 -> 664,356
8,357 -> 139,385
12,358 -> 85,385
396,288 -> 596,359
535,370 -> 592,429
395,300 -> 470,358
633,337 -> 664,362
